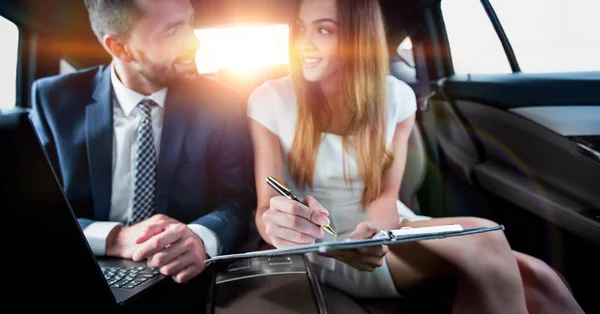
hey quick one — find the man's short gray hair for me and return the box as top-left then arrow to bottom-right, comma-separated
83,0 -> 141,42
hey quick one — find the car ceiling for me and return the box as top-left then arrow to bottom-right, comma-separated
0,0 -> 435,69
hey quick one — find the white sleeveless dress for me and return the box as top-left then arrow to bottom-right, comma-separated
247,75 -> 431,298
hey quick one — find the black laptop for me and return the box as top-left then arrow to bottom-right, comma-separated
1,108 -> 166,310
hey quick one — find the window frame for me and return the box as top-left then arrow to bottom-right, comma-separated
437,0 -> 521,76
479,0 -> 520,72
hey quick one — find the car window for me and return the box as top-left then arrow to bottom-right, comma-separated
396,37 -> 415,68
396,36 -> 414,68
391,36 -> 417,83
0,15 -> 19,109
59,59 -> 77,75
194,24 -> 289,74
441,0 -> 512,74
489,0 -> 600,73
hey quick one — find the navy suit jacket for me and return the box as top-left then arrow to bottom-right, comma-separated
29,65 -> 255,255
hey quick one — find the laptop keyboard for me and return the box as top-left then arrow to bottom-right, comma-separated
101,266 -> 160,289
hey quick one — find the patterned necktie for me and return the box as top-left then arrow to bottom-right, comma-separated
128,99 -> 157,225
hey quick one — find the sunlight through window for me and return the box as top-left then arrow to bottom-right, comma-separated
195,24 -> 289,74
0,15 -> 19,109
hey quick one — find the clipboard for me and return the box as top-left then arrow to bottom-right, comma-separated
205,224 -> 505,265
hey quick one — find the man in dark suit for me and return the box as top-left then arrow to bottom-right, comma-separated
29,0 -> 254,291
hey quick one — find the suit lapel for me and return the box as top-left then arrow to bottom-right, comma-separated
85,66 -> 113,221
156,86 -> 190,214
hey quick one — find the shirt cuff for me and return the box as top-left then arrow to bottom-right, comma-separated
188,224 -> 221,258
82,221 -> 123,256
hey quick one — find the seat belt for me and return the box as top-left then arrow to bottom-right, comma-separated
412,22 -> 452,217
413,35 -> 440,168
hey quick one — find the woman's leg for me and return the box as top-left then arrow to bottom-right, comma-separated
385,217 -> 528,314
514,252 -> 584,314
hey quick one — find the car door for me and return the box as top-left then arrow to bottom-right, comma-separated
407,1 -> 600,313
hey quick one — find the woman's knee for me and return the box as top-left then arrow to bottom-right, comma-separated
399,216 -> 514,277
516,253 -> 566,291
451,218 -> 520,277
412,216 -> 510,263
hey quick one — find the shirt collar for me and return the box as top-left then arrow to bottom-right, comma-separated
110,63 -> 167,116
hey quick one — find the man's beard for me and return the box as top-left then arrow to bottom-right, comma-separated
139,62 -> 174,88
136,51 -> 197,88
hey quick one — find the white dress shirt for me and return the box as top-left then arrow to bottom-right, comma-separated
83,64 -> 220,258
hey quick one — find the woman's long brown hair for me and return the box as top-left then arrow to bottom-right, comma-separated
288,0 -> 392,208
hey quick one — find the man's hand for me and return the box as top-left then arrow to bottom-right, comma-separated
106,214 -> 178,259
132,216 -> 208,284
319,222 -> 389,272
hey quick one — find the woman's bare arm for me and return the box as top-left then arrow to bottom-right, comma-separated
366,114 -> 416,230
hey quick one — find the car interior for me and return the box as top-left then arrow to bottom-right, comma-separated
1,0 -> 598,313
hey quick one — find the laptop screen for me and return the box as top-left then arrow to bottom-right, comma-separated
1,108 -> 118,311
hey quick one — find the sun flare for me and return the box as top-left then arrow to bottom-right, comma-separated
194,24 -> 289,75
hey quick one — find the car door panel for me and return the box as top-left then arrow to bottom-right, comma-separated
434,76 -> 600,246
454,99 -> 600,209
414,1 -> 600,312
510,106 -> 600,137
442,73 -> 600,108
473,161 -> 600,245
571,136 -> 600,168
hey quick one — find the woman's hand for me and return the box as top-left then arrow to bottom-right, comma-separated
320,222 -> 389,272
263,195 -> 330,248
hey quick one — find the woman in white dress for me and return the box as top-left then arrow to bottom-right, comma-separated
247,0 -> 583,313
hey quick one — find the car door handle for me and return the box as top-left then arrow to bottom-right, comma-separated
575,142 -> 600,162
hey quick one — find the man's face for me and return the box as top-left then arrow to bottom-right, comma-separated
125,0 -> 200,86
